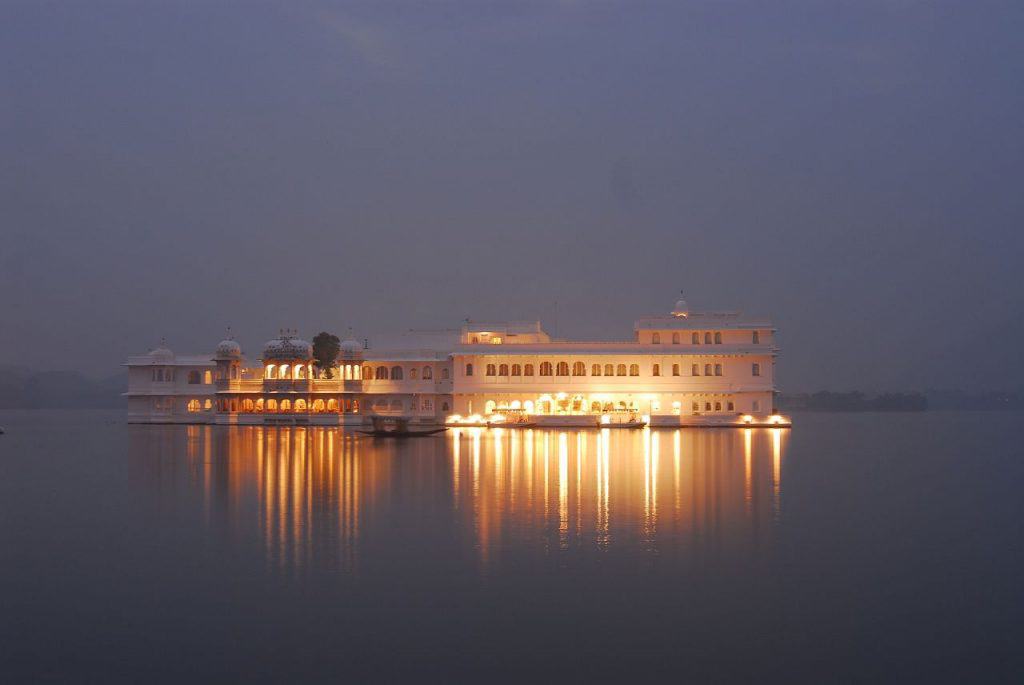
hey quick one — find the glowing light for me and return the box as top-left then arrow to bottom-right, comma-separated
742,414 -> 753,424
600,415 -> 611,425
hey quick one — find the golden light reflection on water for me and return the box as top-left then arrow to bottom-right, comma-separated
133,426 -> 787,575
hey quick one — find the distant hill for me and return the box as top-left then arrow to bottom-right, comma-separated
0,366 -> 123,409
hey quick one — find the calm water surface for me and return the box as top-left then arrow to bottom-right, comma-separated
1,410 -> 1021,682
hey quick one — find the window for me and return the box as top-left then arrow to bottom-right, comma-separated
423,366 -> 432,379
295,399 -> 307,412
592,364 -> 601,376
692,364 -> 700,376
204,399 -> 212,410
692,332 -> 700,344
572,361 -> 585,376
704,363 -> 712,376
616,364 -> 627,376
692,402 -> 699,413
465,363 -> 474,376
652,364 -> 660,376
540,362 -> 553,376
714,364 -> 722,376
704,332 -> 712,344
491,337 -> 502,345
652,332 -> 661,344
672,363 -> 680,376
714,332 -> 722,344
753,330 -> 760,344
267,399 -> 278,412
441,368 -> 450,380
714,401 -> 722,411
705,402 -> 711,411
203,370 -> 212,384
486,364 -> 496,376
672,332 -> 680,344
511,364 -> 522,376
605,363 -> 614,376
629,364 -> 639,376
410,368 -> 418,380
727,401 -> 734,411
390,366 -> 403,380
752,363 -> 761,377
280,399 -> 291,412
375,367 -> 388,380
187,399 -> 201,412
753,400 -> 760,412
498,363 -> 509,376
422,398 -> 433,411
187,370 -> 201,384
442,402 -> 450,411
471,336 -> 478,344
556,361 -> 569,376
524,364 -> 534,376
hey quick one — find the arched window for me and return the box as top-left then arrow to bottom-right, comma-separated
498,364 -> 509,376
691,364 -> 700,376
390,366 -> 403,380
616,364 -> 627,376
714,364 -> 722,376
592,364 -> 601,376
465,363 -> 474,376
230,399 -> 238,412
267,399 -> 278,412
187,399 -> 201,412
555,362 -> 569,376
485,400 -> 496,415
265,365 -> 276,379
605,363 -> 614,376
652,332 -> 661,344
704,332 -> 712,344
279,399 -> 291,412
652,364 -> 660,376
692,332 -> 700,344
705,402 -> 712,411
672,363 -> 680,376
714,332 -> 722,344
572,362 -> 586,376
441,368 -> 450,379
375,367 -> 388,380
311,399 -> 324,413
629,364 -> 639,376
714,401 -> 722,411
410,368 -> 418,380
752,330 -> 760,344
279,364 -> 290,379
243,398 -> 254,412
423,366 -> 433,380
297,365 -> 308,379
442,402 -> 450,411
254,398 -> 264,413
187,370 -> 201,384
540,362 -> 553,376
591,401 -> 602,413
362,365 -> 372,380
752,363 -> 761,377
294,399 -> 307,412
692,402 -> 699,413
704,363 -> 712,375
471,336 -> 479,344
486,364 -> 496,376
727,401 -> 735,411
672,332 -> 680,344
511,364 -> 521,376
523,364 -> 534,376
327,399 -> 338,411
203,370 -> 212,384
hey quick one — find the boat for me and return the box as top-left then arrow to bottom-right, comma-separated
356,416 -> 448,437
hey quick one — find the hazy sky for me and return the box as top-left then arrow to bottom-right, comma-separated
2,1 -> 1022,392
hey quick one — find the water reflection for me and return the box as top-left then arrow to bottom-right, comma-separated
130,426 -> 787,575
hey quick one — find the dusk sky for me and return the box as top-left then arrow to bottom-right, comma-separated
2,1 -> 1021,392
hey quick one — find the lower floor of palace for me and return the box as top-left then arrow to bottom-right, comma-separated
128,389 -> 775,426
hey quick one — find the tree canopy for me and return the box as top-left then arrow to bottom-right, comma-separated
312,332 -> 341,379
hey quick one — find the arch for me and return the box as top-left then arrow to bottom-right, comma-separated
279,364 -> 290,379
727,401 -> 735,411
376,367 -> 388,380
672,363 -> 680,376
603,401 -> 614,412
616,364 -> 627,376
327,398 -> 338,412
704,363 -> 712,376
511,364 -> 521,376
692,363 -> 700,376
268,399 -> 278,412
652,363 -> 660,376
672,332 -> 680,344
498,363 -> 509,376
704,332 -> 712,344
187,370 -> 201,384
714,363 -> 722,376
652,332 -> 661,344
714,332 -> 722,344
363,365 -> 373,380
410,368 -> 418,380
390,366 -> 403,380
242,398 -> 254,412
714,401 -> 722,411
692,332 -> 700,344
692,402 -> 700,413
523,400 -> 534,414
422,366 -> 433,380
486,364 -> 496,376
523,364 -> 534,376
187,399 -> 201,412
590,400 -> 602,413
465,363 -> 474,376
441,368 -> 450,380
510,400 -> 521,410
294,398 -> 307,412
629,364 -> 639,376
255,398 -> 264,413
230,399 -> 238,412
485,400 -> 496,414
279,399 -> 291,412
752,330 -> 760,344
203,399 -> 212,410
311,399 -> 325,413
605,363 -> 614,376
705,402 -> 712,411
555,361 -> 569,376
572,361 -> 586,376
442,402 -> 450,411
591,363 -> 601,376
354,365 -> 362,380
540,362 -> 553,376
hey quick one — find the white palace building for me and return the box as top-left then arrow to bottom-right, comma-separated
125,297 -> 787,428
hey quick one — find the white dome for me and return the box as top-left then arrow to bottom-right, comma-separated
215,339 -> 242,359
148,343 -> 173,360
263,334 -> 313,360
339,338 -> 362,357
672,296 -> 689,317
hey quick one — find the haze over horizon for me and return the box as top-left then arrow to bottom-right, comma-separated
2,2 -> 1022,393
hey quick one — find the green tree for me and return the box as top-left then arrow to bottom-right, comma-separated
312,332 -> 341,379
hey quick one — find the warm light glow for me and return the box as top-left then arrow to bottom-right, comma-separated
742,414 -> 753,424
600,414 -> 611,425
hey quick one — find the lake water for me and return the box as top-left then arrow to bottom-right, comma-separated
1,410 -> 1021,682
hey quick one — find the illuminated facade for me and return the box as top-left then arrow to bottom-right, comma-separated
125,297 -> 780,427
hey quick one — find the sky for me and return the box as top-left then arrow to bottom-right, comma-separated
1,1 -> 1022,392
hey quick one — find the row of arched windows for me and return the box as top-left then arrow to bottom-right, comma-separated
474,361 -> 735,377
264,363 -> 312,380
187,370 -> 214,384
651,331 -> 725,345
363,365 -> 444,381
216,397 -> 360,413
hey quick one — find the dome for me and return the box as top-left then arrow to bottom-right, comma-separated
671,295 -> 689,318
215,338 -> 242,359
148,342 -> 173,361
262,333 -> 313,360
339,338 -> 362,358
